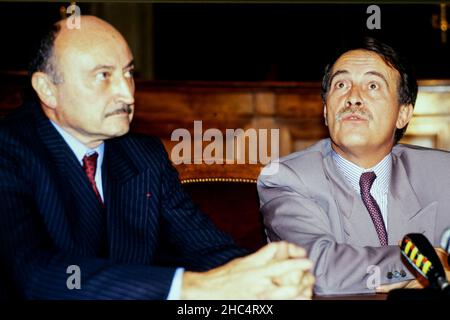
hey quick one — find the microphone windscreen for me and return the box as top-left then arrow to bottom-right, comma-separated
400,233 -> 445,284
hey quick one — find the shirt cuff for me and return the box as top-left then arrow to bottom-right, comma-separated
166,267 -> 184,300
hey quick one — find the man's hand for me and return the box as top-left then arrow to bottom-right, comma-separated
375,279 -> 423,293
435,247 -> 450,280
376,247 -> 450,293
181,241 -> 315,300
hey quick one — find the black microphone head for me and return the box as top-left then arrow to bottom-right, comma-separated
400,233 -> 446,287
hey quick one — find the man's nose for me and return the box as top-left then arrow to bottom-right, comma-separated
113,76 -> 135,105
345,86 -> 363,107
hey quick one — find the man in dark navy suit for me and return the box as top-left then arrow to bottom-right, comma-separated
0,15 -> 314,300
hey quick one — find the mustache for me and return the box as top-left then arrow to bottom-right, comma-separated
105,104 -> 133,118
335,105 -> 373,121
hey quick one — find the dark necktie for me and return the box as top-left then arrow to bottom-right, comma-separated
82,152 -> 104,206
359,171 -> 388,246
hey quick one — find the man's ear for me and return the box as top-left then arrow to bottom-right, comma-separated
323,105 -> 328,126
31,72 -> 58,109
396,104 -> 413,129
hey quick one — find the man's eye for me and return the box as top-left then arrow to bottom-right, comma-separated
124,69 -> 134,78
335,81 -> 346,89
96,72 -> 110,81
369,82 -> 379,90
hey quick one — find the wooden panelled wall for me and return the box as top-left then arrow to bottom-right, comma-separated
132,81 -> 328,159
2,75 -> 450,162
133,80 -> 450,158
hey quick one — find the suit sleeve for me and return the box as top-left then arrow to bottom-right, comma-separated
0,135 -> 176,300
257,163 -> 413,295
156,139 -> 248,271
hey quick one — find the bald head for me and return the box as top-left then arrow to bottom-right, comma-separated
59,15 -> 118,33
30,15 -> 135,148
30,16 -> 130,83
56,15 -> 127,52
54,16 -> 131,81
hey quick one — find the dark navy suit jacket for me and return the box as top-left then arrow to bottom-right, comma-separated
0,101 -> 247,299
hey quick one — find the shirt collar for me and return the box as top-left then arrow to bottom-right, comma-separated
50,120 -> 104,167
332,149 -> 392,194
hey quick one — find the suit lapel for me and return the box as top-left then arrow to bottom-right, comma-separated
33,104 -> 106,254
323,154 -> 381,246
323,142 -> 436,246
103,138 -> 149,262
30,103 -> 155,261
102,138 -> 138,185
387,153 -> 436,244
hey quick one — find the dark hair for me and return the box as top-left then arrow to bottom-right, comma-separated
28,22 -> 62,84
321,37 -> 418,143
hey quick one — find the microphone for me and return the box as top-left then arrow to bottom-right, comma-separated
400,233 -> 450,294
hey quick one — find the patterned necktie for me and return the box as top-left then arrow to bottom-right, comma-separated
82,152 -> 104,206
359,171 -> 388,246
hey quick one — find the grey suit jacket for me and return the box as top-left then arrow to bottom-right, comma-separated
258,138 -> 450,295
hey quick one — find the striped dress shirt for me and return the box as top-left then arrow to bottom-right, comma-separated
332,151 -> 392,229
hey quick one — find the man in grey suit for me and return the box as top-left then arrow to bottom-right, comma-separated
258,37 -> 450,295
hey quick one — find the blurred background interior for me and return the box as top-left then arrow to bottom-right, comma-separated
2,2 -> 450,152
1,1 -> 450,249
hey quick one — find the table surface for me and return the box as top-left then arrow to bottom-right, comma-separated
313,293 -> 387,300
